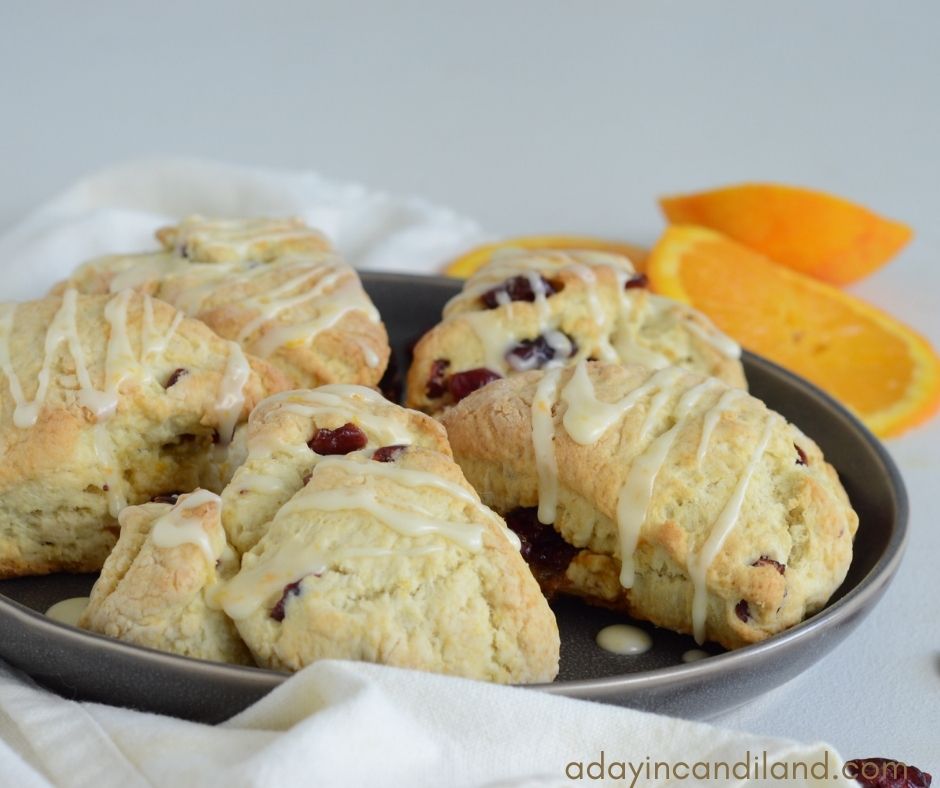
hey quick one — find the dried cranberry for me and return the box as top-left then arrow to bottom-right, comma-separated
735,600 -> 750,622
447,368 -> 502,402
270,580 -> 303,622
844,758 -> 932,788
426,358 -> 450,398
752,556 -> 786,575
480,275 -> 557,308
505,333 -> 577,372
308,423 -> 368,455
505,508 -> 578,594
164,368 -> 188,388
373,444 -> 407,463
151,493 -> 182,505
211,429 -> 221,445
794,443 -> 808,465
624,273 -> 648,289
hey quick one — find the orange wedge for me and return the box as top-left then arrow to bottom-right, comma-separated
444,235 -> 647,279
660,183 -> 913,285
647,225 -> 940,437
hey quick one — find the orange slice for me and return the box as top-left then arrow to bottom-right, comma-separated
647,225 -> 940,437
660,183 -> 913,285
444,235 -> 647,279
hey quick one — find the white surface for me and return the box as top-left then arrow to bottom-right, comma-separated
1,0 -> 938,773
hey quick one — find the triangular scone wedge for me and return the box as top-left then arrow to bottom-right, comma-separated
221,385 -> 452,555
214,447 -> 560,684
441,360 -> 858,650
79,490 -> 253,665
52,216 -> 390,389
0,290 -> 290,578
406,248 -> 745,413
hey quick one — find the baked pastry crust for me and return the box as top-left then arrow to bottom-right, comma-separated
406,248 -> 745,412
53,216 -> 390,390
0,290 -> 288,578
216,446 -> 560,683
221,385 -> 453,555
440,361 -> 858,649
79,490 -> 253,665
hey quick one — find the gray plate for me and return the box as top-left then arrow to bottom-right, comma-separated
0,272 -> 908,723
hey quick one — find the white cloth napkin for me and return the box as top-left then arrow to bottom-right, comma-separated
0,159 -> 855,788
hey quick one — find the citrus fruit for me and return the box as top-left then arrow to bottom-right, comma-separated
660,183 -> 912,285
646,225 -> 940,437
444,235 -> 647,279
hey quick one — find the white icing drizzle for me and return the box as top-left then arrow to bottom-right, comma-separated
314,456 -> 521,549
235,264 -> 346,343
531,367 -> 562,525
682,648 -> 709,663
278,482 -> 485,553
560,362 -> 685,445
150,489 -> 224,564
697,389 -> 748,467
140,295 -> 184,379
684,316 -> 742,359
45,597 -> 90,627
595,624 -> 652,655
213,544 -> 442,621
108,254 -> 190,293
614,379 -> 720,588
249,387 -> 415,454
0,303 -> 28,421
688,414 -> 778,644
248,277 -> 379,358
213,342 -> 251,445
235,472 -> 289,494
93,423 -> 127,517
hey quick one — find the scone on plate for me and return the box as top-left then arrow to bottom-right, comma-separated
440,360 -> 858,650
0,290 -> 289,578
221,385 -> 452,554
213,444 -> 560,683
406,248 -> 745,413
79,490 -> 253,665
52,216 -> 390,390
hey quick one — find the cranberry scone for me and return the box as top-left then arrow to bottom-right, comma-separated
52,216 -> 390,389
221,385 -> 453,554
209,391 -> 559,683
440,361 -> 858,650
0,290 -> 289,578
406,248 -> 745,412
79,490 -> 253,665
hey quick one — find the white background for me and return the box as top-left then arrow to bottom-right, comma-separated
2,0 -> 938,769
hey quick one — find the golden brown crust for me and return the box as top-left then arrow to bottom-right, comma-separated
53,217 -> 390,390
229,447 -> 560,683
440,362 -> 858,650
79,494 -> 253,665
0,291 -> 289,578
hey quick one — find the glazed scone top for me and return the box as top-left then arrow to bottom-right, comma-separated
220,384 -> 457,554
54,216 -> 389,388
0,290 -> 280,519
442,361 -> 858,646
406,248 -> 745,411
156,216 -> 331,262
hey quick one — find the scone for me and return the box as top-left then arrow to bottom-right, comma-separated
406,248 -> 745,412
0,289 -> 289,578
79,490 -> 253,665
53,216 -> 390,389
221,385 -> 453,554
213,445 -> 560,683
440,360 -> 858,650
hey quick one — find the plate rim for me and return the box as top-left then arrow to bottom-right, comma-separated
0,271 -> 909,700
